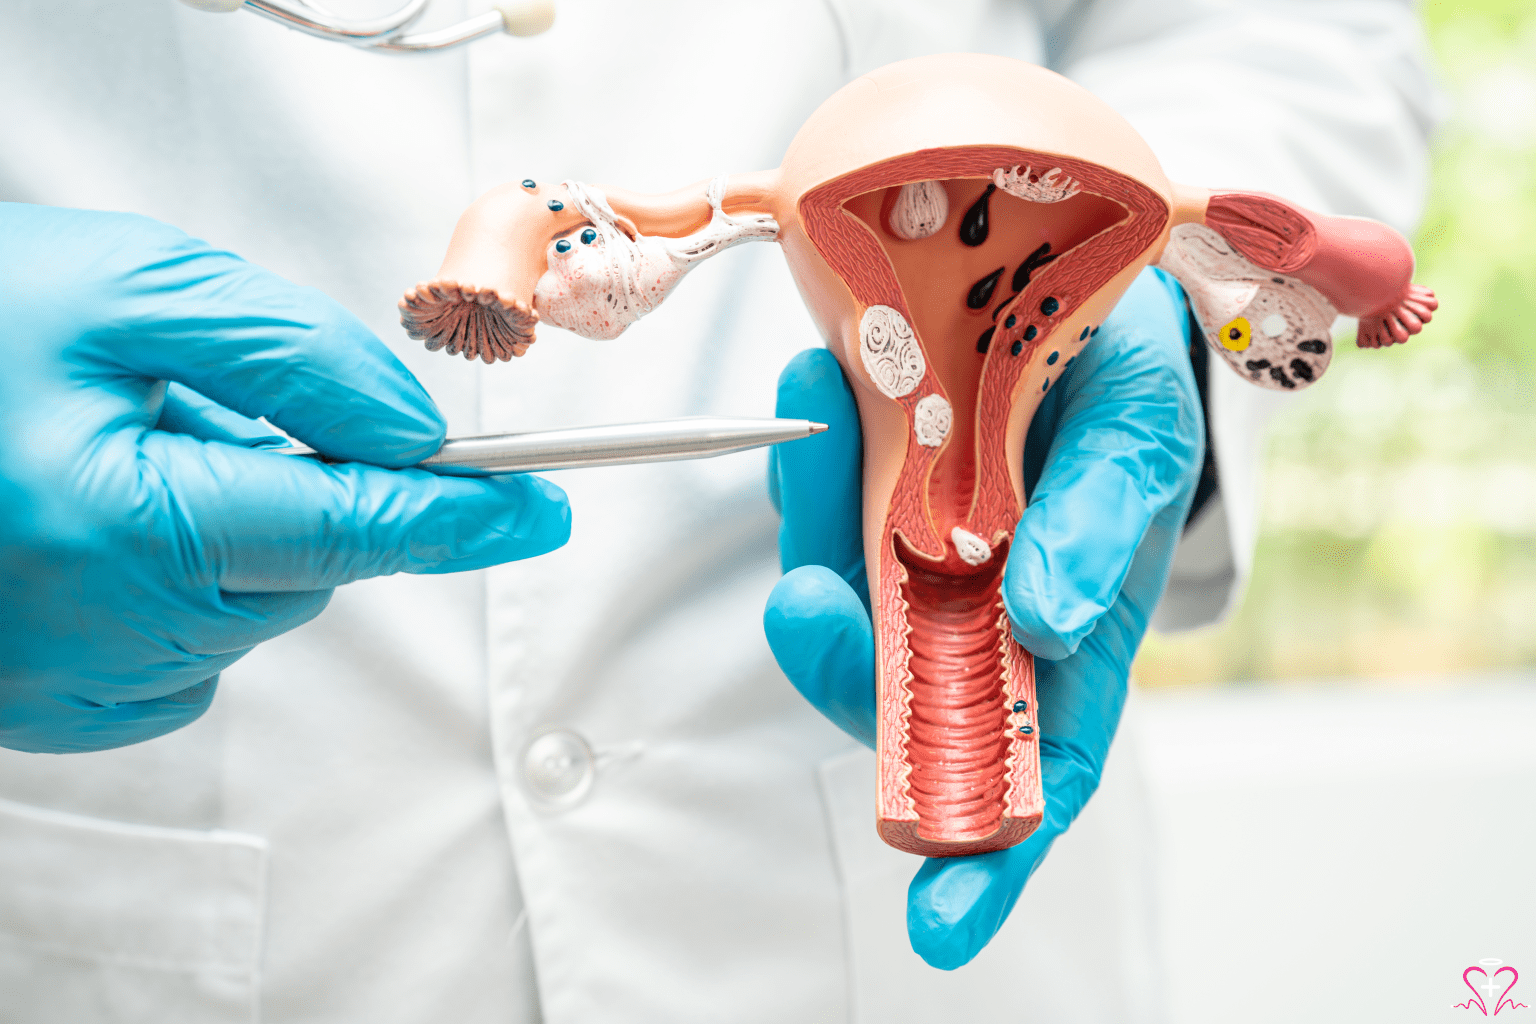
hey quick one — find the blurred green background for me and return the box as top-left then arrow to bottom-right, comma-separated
1135,0 -> 1536,687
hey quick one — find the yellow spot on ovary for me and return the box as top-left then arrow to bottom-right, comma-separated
1220,316 -> 1252,352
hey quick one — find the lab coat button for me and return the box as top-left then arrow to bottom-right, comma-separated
522,728 -> 595,809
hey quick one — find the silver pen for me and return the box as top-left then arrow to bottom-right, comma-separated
273,416 -> 829,475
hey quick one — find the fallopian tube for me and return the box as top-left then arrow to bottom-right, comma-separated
401,54 -> 1436,858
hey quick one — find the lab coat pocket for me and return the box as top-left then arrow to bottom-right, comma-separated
0,797 -> 267,1024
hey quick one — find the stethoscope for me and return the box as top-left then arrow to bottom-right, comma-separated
179,0 -> 555,53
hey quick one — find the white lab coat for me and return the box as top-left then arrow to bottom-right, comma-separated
0,2 -> 1436,1021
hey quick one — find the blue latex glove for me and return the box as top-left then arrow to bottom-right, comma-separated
0,204 -> 571,754
764,268 -> 1203,968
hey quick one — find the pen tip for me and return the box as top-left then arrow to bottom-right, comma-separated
808,422 -> 829,434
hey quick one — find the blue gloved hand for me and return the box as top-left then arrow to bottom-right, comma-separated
0,204 -> 571,754
763,268 -> 1203,969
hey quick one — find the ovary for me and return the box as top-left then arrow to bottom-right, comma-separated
533,177 -> 778,340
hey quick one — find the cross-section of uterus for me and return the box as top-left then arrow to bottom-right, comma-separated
784,151 -> 1166,856
401,54 -> 1435,858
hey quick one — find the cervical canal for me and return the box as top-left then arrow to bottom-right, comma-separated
895,534 -> 1012,842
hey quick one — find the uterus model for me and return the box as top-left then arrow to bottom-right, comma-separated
401,54 -> 1436,858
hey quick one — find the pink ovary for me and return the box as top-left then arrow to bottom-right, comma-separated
534,237 -> 684,340
533,178 -> 777,341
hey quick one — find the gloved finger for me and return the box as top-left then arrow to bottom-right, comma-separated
772,348 -> 866,604
1003,269 -> 1200,660
155,382 -> 290,448
15,580 -> 333,726
121,589 -> 335,692
763,565 -> 877,748
50,588 -> 333,710
5,677 -> 222,755
16,206 -> 443,466
907,842 -> 1044,971
138,431 -> 572,591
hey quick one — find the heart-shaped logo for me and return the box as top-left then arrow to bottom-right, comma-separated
1458,961 -> 1529,1015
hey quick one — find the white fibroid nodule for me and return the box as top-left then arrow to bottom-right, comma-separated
886,180 -> 949,240
951,527 -> 993,566
913,394 -> 952,447
534,176 -> 779,340
859,304 -> 925,400
993,165 -> 1083,204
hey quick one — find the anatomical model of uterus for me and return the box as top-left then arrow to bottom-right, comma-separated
401,54 -> 1436,858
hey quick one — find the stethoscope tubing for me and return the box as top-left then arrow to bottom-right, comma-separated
232,0 -> 548,53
